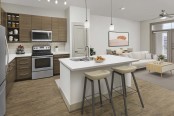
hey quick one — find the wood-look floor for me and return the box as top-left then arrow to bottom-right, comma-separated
6,76 -> 174,116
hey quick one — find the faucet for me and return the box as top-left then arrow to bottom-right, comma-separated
85,46 -> 90,60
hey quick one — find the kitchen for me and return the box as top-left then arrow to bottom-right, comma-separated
0,2 -> 71,116
0,0 -> 145,116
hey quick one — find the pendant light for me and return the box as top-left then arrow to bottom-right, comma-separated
64,0 -> 67,5
84,0 -> 90,28
109,0 -> 115,31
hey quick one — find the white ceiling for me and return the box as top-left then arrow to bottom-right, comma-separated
2,0 -> 174,21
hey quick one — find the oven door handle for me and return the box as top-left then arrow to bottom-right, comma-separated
32,55 -> 53,58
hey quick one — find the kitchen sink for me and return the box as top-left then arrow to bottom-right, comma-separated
70,57 -> 94,61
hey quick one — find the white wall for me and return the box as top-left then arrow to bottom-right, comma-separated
90,15 -> 140,55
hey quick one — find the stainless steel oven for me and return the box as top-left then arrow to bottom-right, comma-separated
32,55 -> 53,72
32,45 -> 53,80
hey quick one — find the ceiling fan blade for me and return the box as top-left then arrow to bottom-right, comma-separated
141,17 -> 160,22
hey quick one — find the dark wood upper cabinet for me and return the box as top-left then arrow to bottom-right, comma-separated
52,18 -> 59,30
31,15 -> 42,30
20,14 -> 31,42
1,8 -> 6,27
58,18 -> 67,42
20,14 -> 31,29
51,18 -> 67,42
42,16 -> 51,30
51,17 -> 59,41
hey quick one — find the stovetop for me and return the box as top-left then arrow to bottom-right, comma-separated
32,53 -> 53,56
32,45 -> 53,56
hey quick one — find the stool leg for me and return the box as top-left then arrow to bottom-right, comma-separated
98,80 -> 102,106
81,77 -> 87,114
111,71 -> 115,98
104,78 -> 116,116
91,80 -> 95,116
123,75 -> 127,97
131,72 -> 144,108
121,74 -> 128,116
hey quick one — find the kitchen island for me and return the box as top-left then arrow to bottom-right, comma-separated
57,55 -> 138,111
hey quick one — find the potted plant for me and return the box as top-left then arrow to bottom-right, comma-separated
158,54 -> 165,63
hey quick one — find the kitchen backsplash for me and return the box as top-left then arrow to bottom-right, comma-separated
8,42 -> 66,54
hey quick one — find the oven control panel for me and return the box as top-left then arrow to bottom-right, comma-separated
33,46 -> 51,51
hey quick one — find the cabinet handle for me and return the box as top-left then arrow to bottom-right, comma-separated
19,62 -> 29,65
20,73 -> 29,76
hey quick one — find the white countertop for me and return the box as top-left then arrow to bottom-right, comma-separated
8,53 -> 32,63
52,51 -> 70,55
8,51 -> 70,64
59,55 -> 138,71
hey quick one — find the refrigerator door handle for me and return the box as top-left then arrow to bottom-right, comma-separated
5,36 -> 9,74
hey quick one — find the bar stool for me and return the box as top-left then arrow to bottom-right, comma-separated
81,70 -> 116,116
111,66 -> 144,116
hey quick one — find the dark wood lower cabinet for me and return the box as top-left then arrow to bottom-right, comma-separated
6,59 -> 16,96
53,54 -> 69,75
16,57 -> 32,81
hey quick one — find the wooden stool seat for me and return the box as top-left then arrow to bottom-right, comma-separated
112,66 -> 137,74
85,70 -> 110,80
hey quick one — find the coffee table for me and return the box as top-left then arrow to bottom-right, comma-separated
146,62 -> 174,77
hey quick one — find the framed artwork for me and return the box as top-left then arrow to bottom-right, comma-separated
108,31 -> 129,47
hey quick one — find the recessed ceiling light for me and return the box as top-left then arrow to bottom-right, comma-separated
55,0 -> 58,4
47,0 -> 50,2
38,0 -> 41,1
120,7 -> 126,10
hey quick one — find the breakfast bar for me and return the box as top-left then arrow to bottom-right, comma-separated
58,55 -> 138,111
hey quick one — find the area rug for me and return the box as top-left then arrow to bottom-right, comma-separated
135,69 -> 174,91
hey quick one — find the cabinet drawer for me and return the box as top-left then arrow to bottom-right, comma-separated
17,57 -> 31,65
17,64 -> 31,70
17,69 -> 31,80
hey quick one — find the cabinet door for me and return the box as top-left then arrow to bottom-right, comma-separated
6,59 -> 16,96
1,8 -> 6,27
20,28 -> 31,42
52,29 -> 59,42
51,18 -> 59,41
53,54 -> 69,75
31,16 -> 42,30
20,14 -> 31,29
58,18 -> 67,42
53,56 -> 60,75
16,57 -> 32,81
42,16 -> 51,30
20,15 -> 31,42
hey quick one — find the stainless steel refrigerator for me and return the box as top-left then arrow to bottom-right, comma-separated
0,25 -> 8,116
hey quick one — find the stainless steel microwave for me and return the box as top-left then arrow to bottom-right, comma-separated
32,30 -> 52,42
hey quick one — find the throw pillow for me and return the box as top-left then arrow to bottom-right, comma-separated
153,54 -> 158,60
145,53 -> 152,59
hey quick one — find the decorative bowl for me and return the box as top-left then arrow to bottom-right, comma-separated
94,56 -> 105,63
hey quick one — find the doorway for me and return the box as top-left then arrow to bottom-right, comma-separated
72,24 -> 87,57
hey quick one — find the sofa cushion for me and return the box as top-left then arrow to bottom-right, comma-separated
132,59 -> 155,68
130,51 -> 149,60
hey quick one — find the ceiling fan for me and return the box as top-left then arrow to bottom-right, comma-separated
144,10 -> 174,21
158,10 -> 174,19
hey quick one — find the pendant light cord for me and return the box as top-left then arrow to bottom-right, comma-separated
111,0 -> 113,25
85,0 -> 88,21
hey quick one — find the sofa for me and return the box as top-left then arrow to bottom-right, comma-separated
121,51 -> 157,69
